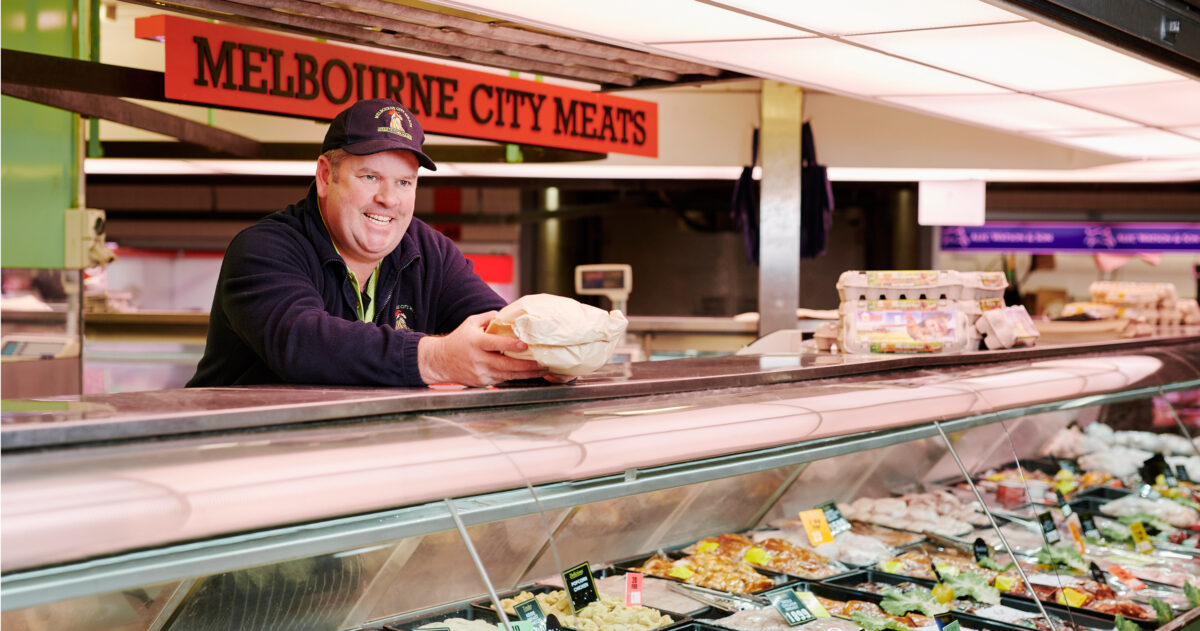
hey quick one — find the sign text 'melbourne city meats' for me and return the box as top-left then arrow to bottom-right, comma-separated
135,15 -> 659,158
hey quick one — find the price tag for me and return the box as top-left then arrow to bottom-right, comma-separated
514,598 -> 547,631
817,500 -> 852,536
1106,564 -> 1147,590
1177,464 -> 1191,483
1055,489 -> 1074,518
625,572 -> 643,608
1129,522 -> 1154,554
1038,511 -> 1061,545
972,537 -> 990,563
561,562 -> 598,613
795,591 -> 830,618
1058,587 -> 1089,608
1078,511 -> 1101,540
744,546 -> 773,565
495,623 -> 535,631
668,565 -> 694,580
772,590 -> 816,626
935,612 -> 960,631
424,628 -> 451,631
1067,519 -> 1086,555
1141,454 -> 1169,485
1089,562 -> 1108,585
1165,469 -> 1179,487
697,540 -> 719,553
798,508 -> 835,546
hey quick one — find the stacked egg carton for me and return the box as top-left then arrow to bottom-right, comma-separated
831,270 -> 1020,354
1085,281 -> 1198,326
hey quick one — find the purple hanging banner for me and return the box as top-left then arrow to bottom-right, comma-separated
940,222 -> 1200,253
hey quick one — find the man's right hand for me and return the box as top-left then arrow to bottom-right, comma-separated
417,312 -> 548,387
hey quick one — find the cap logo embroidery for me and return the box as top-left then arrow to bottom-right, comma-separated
376,106 -> 413,141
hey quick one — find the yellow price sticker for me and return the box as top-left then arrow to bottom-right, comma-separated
880,561 -> 903,574
1129,522 -> 1154,554
668,565 -> 695,580
799,508 -> 835,546
697,541 -> 718,553
1067,520 -> 1087,554
796,591 -> 830,618
744,546 -> 772,565
1057,587 -> 1089,608
994,575 -> 1017,592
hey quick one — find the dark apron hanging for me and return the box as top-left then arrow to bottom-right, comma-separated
731,128 -> 760,266
800,121 -> 835,259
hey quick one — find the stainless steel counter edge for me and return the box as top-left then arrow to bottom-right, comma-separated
3,333 -> 1199,450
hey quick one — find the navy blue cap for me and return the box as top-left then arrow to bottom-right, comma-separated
322,98 -> 436,171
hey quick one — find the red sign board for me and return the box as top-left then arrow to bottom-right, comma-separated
135,15 -> 658,157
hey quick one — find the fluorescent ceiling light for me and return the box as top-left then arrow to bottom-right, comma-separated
1044,81 -> 1200,128
431,0 -> 804,43
713,0 -> 1023,36
850,22 -> 1184,92
1032,129 -> 1200,159
883,93 -> 1139,134
1174,126 -> 1200,141
659,38 -> 1004,96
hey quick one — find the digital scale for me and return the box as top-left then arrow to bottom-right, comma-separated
1,334 -> 79,361
574,264 -> 644,363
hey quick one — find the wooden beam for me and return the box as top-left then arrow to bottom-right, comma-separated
304,0 -> 723,76
1,49 -> 165,100
131,0 -> 638,86
1,83 -> 262,158
226,0 -> 680,82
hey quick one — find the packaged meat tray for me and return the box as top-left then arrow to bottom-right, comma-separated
367,600 -> 501,631
839,299 -> 975,354
839,491 -> 988,536
477,586 -> 678,631
538,567 -> 711,617
837,270 -> 963,301
615,550 -> 787,595
680,532 -> 848,579
824,568 -> 1138,630
757,521 -> 915,566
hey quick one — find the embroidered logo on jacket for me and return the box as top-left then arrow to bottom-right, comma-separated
394,305 -> 413,330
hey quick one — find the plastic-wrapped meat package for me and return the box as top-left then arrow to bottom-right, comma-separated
592,575 -> 708,616
751,528 -> 891,567
1084,422 -> 1116,445
1166,455 -> 1200,482
1038,426 -> 1109,459
839,491 -> 983,536
1077,447 -> 1154,478
707,608 -> 862,631
972,524 -> 1046,556
1099,494 -> 1200,527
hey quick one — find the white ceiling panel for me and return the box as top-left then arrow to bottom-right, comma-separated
659,39 -> 1006,96
883,94 -> 1140,134
1046,129 -> 1200,159
712,0 -> 1024,36
1043,81 -> 1200,128
849,22 -> 1185,92
432,0 -> 805,44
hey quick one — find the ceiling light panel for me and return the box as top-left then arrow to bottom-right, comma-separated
850,22 -> 1184,92
1043,81 -> 1200,127
1174,126 -> 1200,141
430,0 -> 804,44
1046,129 -> 1200,159
883,94 -> 1139,134
659,39 -> 1005,96
713,0 -> 1023,36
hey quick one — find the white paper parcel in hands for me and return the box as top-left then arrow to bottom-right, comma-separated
486,294 -> 628,376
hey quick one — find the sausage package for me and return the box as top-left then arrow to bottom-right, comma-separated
486,293 -> 628,376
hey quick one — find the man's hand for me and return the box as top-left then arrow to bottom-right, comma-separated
417,312 -> 548,386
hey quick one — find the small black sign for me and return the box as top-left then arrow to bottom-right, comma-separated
973,537 -> 990,563
1177,464 -> 1192,483
772,590 -> 816,626
561,562 -> 598,613
817,500 -> 852,536
1055,489 -> 1074,518
1038,511 -> 1061,545
514,598 -> 547,631
1089,561 -> 1108,585
1140,454 -> 1169,485
1079,511 -> 1101,539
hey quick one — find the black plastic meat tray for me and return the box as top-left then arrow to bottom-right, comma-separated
363,598 -> 502,631
537,564 -> 712,618
823,568 -> 1154,630
609,550 -> 797,594
469,584 -> 696,631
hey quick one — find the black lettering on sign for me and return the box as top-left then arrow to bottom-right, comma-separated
237,43 -> 268,94
322,58 -> 352,104
269,48 -> 294,97
294,53 -> 319,100
554,97 -> 577,136
193,36 -> 236,89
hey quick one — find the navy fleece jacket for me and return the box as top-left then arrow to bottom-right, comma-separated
187,184 -> 506,387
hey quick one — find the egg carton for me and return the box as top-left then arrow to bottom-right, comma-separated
838,299 -> 974,354
959,271 -> 1009,300
975,305 -> 1039,350
836,270 -> 962,301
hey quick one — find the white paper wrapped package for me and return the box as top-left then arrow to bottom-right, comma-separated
975,305 -> 1040,350
486,293 -> 628,376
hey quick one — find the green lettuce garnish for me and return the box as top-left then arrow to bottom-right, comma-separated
880,587 -> 950,617
943,571 -> 1001,605
850,610 -> 917,631
1185,581 -> 1200,609
1114,614 -> 1141,631
977,556 -> 1015,572
1150,597 -> 1174,623
1034,544 -> 1088,572
1116,513 -> 1172,534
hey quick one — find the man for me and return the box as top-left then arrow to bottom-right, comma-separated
188,98 -> 546,388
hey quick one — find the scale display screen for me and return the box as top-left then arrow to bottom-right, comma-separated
580,270 -> 627,290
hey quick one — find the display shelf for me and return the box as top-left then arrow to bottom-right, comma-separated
2,336 -> 1199,628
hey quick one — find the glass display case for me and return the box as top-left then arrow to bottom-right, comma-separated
2,336 -> 1199,630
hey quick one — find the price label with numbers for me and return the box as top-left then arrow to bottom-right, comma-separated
817,501 -> 851,536
1129,522 -> 1154,554
772,590 -> 816,626
1106,564 -> 1147,590
1078,511 -> 1100,539
798,508 -> 835,546
1038,511 -> 1061,545
514,598 -> 547,631
625,572 -> 643,608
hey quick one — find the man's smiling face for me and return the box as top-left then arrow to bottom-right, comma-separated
316,149 -> 419,275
